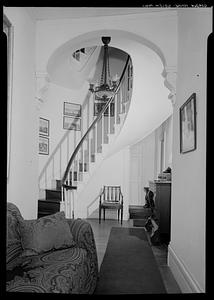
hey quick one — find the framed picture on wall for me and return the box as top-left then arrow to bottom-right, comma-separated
63,116 -> 81,131
39,117 -> 49,137
39,136 -> 49,155
180,93 -> 196,154
64,102 -> 81,117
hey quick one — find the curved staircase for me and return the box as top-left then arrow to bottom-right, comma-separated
38,55 -> 133,219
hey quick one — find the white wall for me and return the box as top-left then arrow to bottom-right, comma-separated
36,12 -> 176,158
38,49 -> 128,189
106,39 -> 173,157
35,11 -> 176,218
129,131 -> 155,206
141,131 -> 156,188
5,7 -> 38,219
153,115 -> 173,177
75,147 -> 130,220
169,8 -> 212,293
38,82 -> 87,187
129,114 -> 172,206
163,116 -> 173,170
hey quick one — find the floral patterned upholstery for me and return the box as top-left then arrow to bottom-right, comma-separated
7,203 -> 24,266
6,203 -> 98,294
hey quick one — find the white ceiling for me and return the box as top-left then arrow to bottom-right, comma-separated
27,7 -> 176,20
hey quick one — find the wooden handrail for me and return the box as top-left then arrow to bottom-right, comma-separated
38,91 -> 92,184
61,55 -> 130,184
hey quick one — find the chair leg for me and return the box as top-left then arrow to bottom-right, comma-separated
121,207 -> 123,225
103,208 -> 105,221
117,209 -> 120,222
99,206 -> 101,224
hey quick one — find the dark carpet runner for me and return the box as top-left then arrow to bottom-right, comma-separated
94,227 -> 166,294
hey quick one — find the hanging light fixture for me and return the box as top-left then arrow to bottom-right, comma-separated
89,37 -> 119,100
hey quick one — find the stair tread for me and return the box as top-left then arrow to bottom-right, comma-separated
38,199 -> 61,203
63,184 -> 77,190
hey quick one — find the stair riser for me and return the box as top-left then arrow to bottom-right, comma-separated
38,200 -> 60,218
129,208 -> 152,219
46,190 -> 61,201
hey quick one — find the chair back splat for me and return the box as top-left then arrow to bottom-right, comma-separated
99,186 -> 123,224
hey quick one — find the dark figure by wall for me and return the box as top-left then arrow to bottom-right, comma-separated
143,187 -> 154,209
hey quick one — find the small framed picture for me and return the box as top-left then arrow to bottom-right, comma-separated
180,93 -> 197,154
39,117 -> 49,137
64,102 -> 81,117
39,136 -> 49,155
63,116 -> 81,131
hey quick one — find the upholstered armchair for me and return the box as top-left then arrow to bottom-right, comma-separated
6,202 -> 98,294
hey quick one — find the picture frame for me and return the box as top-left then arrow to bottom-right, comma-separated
180,93 -> 197,154
63,116 -> 81,131
39,136 -> 49,155
39,117 -> 49,137
64,102 -> 81,117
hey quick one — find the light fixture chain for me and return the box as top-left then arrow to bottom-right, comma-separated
107,48 -> 111,83
89,37 -> 118,100
100,46 -> 105,85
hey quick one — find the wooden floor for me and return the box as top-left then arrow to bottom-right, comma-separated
86,218 -> 181,294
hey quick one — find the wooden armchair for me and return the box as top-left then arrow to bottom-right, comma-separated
99,186 -> 123,224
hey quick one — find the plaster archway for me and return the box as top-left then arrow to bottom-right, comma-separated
46,29 -> 176,103
43,29 -> 174,156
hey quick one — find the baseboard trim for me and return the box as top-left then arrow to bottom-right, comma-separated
168,245 -> 204,293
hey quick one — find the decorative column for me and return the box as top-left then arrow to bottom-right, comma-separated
162,66 -> 177,107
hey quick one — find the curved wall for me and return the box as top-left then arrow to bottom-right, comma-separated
36,13 -> 176,151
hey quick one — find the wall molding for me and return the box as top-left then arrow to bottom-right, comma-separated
162,65 -> 177,107
168,245 -> 204,293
